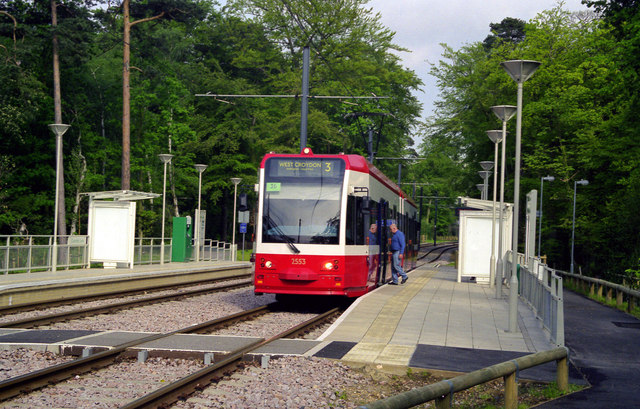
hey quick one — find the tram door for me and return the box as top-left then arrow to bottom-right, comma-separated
376,200 -> 389,286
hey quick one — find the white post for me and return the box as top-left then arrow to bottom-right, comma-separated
231,178 -> 242,261
194,164 -> 207,262
48,124 -> 70,272
501,60 -> 541,333
159,154 -> 173,265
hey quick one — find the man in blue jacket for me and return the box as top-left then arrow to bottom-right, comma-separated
389,223 -> 408,285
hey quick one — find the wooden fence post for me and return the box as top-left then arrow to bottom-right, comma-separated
504,372 -> 517,409
435,394 -> 451,409
557,356 -> 569,392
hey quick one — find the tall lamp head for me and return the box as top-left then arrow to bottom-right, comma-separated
491,106 -> 517,123
500,60 -> 542,83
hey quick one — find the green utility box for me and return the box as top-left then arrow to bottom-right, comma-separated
171,216 -> 193,262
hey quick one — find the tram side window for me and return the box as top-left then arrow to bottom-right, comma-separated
346,196 -> 368,245
368,200 -> 379,245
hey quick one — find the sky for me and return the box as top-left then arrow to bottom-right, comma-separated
367,0 -> 591,120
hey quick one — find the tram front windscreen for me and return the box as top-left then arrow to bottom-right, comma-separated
262,157 -> 346,245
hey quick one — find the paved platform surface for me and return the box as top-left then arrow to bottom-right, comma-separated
307,264 -> 586,383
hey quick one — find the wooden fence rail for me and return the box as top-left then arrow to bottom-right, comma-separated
359,347 -> 569,409
558,270 -> 640,314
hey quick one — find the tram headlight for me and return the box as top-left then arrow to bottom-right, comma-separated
323,261 -> 333,270
265,261 -> 273,269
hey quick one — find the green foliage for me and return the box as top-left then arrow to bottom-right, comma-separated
0,0 -> 422,242
422,3 -> 640,275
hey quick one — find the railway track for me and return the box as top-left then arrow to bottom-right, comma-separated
0,303 -> 342,406
418,242 -> 458,264
0,279 -> 253,329
121,307 -> 341,409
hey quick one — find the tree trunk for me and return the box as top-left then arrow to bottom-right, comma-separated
122,0 -> 131,190
121,2 -> 164,191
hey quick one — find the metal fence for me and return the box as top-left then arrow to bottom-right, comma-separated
0,235 -> 89,274
198,239 -> 233,262
1,235 -> 234,274
520,258 -> 565,346
503,251 -> 564,346
134,237 -> 172,265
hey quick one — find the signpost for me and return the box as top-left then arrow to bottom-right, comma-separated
238,211 -> 250,260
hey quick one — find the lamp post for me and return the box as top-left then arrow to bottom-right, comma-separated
231,177 -> 242,261
478,171 -> 492,200
476,184 -> 486,200
48,123 -> 70,272
486,131 -> 503,289
194,164 -> 207,262
501,59 -> 541,333
479,161 -> 493,201
490,106 -> 516,299
158,154 -> 173,265
570,179 -> 589,274
538,176 -> 555,259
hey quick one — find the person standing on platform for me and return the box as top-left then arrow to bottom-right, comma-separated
389,223 -> 408,285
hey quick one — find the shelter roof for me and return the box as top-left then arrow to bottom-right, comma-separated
82,190 -> 159,201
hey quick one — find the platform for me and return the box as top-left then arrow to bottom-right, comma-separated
306,264 -> 582,382
0,261 -> 252,307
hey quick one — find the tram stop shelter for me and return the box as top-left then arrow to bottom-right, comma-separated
456,197 -> 513,283
84,190 -> 159,269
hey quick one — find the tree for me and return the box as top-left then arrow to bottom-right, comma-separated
423,4 -> 640,275
483,17 -> 526,50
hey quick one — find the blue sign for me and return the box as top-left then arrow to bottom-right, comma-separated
239,223 -> 247,234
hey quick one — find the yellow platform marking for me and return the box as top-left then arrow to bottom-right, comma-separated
341,268 -> 437,364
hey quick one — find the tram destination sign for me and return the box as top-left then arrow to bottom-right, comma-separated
267,158 -> 345,179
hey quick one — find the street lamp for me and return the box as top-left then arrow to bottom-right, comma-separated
501,59 -> 541,333
490,106 -> 516,299
194,164 -> 207,262
48,123 -> 70,272
476,184 -> 486,200
570,179 -> 589,274
486,130 -> 503,289
478,170 -> 492,200
479,162 -> 493,201
538,176 -> 555,259
158,154 -> 173,265
231,177 -> 242,261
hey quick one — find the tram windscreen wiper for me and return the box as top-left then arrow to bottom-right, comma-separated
265,214 -> 300,254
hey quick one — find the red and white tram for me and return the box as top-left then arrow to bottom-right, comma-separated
253,148 -> 419,298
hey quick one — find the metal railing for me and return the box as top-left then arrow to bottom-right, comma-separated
520,259 -> 565,346
558,270 -> 640,314
1,235 -> 89,274
1,235 -> 234,274
197,239 -> 233,262
134,237 -> 172,265
359,347 -> 569,409
503,251 -> 564,347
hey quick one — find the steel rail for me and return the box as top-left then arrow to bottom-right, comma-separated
0,304 -> 274,402
0,273 -> 252,314
418,243 -> 458,262
119,307 -> 343,409
0,280 -> 253,328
